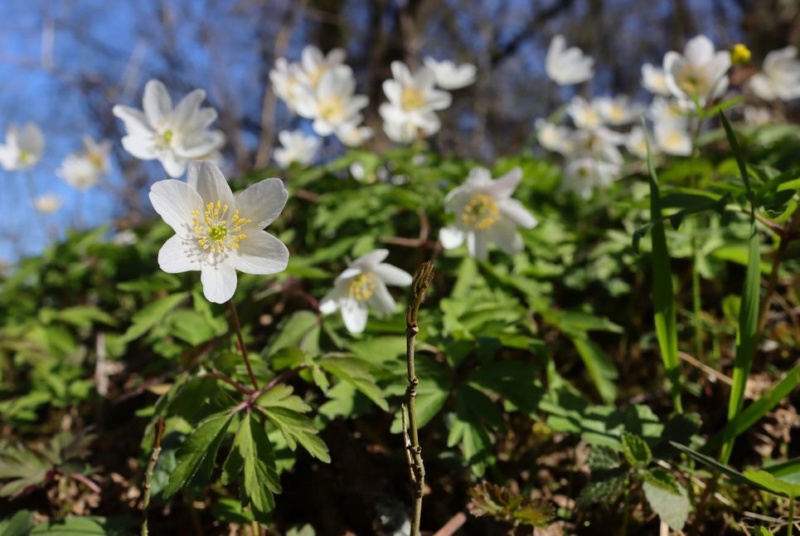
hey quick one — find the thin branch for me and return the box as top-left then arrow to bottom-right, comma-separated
404,261 -> 434,536
141,417 -> 165,536
228,301 -> 259,390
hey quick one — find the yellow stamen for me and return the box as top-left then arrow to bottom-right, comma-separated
348,273 -> 378,302
460,193 -> 499,231
401,87 -> 425,110
192,200 -> 251,254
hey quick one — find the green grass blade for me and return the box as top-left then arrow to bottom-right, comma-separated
643,122 -> 682,413
719,112 -> 761,464
705,364 -> 800,454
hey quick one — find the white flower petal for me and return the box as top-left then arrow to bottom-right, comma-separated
235,178 -> 288,229
143,80 -> 173,127
201,263 -> 238,303
121,135 -> 157,160
319,288 -> 342,315
149,179 -> 203,233
467,231 -> 488,261
499,199 -> 537,229
369,282 -> 397,315
439,225 -> 465,249
173,89 -> 206,129
190,161 -> 235,206
230,230 -> 289,275
158,235 -> 201,273
340,299 -> 369,334
372,263 -> 413,286
488,220 -> 524,256
353,249 -> 389,268
337,267 -> 363,281
485,167 -> 522,199
160,152 -> 187,178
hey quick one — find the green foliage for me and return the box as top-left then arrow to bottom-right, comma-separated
468,481 -> 553,528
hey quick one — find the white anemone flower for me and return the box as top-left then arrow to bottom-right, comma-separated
562,158 -> 620,199
319,249 -> 412,334
57,136 -> 111,191
423,57 -> 477,90
648,96 -> 691,128
641,63 -> 671,96
0,123 -> 45,171
149,161 -> 289,304
743,106 -> 772,127
748,46 -> 800,101
296,45 -> 347,89
625,126 -> 652,159
535,119 -> 573,155
270,58 -> 305,113
113,80 -> 225,178
663,35 -> 731,107
593,95 -> 644,126
570,127 -> 625,165
273,130 -> 320,168
654,120 -> 692,156
546,35 -> 594,86
566,97 -> 604,129
379,61 -> 452,143
294,66 -> 369,137
335,124 -> 374,147
440,167 -> 537,261
33,193 -> 61,214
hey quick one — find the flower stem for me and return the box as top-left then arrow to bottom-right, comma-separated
403,261 -> 434,536
227,301 -> 259,390
141,417 -> 165,536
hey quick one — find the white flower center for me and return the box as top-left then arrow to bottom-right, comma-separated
192,200 -> 251,254
18,149 -> 30,164
348,272 -> 378,302
319,97 -> 345,122
676,67 -> 709,97
401,87 -> 425,110
461,193 -> 499,231
156,129 -> 174,150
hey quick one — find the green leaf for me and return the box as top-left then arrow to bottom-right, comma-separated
266,311 -> 321,358
706,365 -> 800,454
319,356 -> 388,411
0,510 -> 35,536
721,222 -> 761,464
119,293 -> 188,343
259,386 -> 330,463
742,470 -> 800,499
642,468 -> 690,531
30,516 -> 134,535
571,336 -> 618,404
641,123 -> 682,413
163,411 -> 235,499
577,473 -> 627,506
621,432 -> 652,469
235,414 -> 281,521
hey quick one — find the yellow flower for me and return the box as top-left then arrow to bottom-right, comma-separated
731,44 -> 751,65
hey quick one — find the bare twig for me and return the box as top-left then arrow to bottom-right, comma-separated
403,261 -> 434,536
141,417 -> 166,536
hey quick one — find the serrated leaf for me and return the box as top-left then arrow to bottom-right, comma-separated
588,446 -> 621,471
119,293 -> 188,343
319,356 -> 388,411
236,414 -> 281,520
577,472 -> 627,506
259,392 -> 330,463
622,432 -> 652,469
642,469 -> 689,531
163,411 -> 235,499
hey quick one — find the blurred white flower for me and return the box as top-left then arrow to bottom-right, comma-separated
594,95 -> 644,126
270,58 -> 305,113
748,46 -> 800,101
113,79 -> 225,178
743,106 -> 772,127
149,161 -> 289,303
663,35 -> 731,107
566,97 -> 603,129
562,158 -> 620,199
641,63 -> 671,96
295,66 -> 369,137
570,127 -> 625,165
423,57 -> 477,89
296,45 -> 347,89
380,61 -> 452,143
546,35 -> 594,86
112,229 -> 138,245
654,120 -> 692,156
336,124 -> 374,147
319,249 -> 412,334
625,125 -> 652,159
535,119 -> 573,155
648,97 -> 690,127
273,130 -> 320,168
0,123 -> 45,171
57,136 -> 111,191
33,193 -> 61,214
440,167 -> 537,261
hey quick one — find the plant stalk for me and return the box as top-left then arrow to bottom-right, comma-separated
228,301 -> 259,390
404,261 -> 434,536
141,418 -> 165,536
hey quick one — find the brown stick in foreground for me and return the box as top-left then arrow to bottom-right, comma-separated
404,261 -> 434,536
